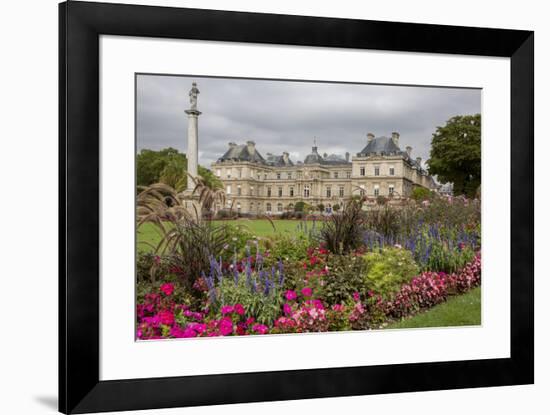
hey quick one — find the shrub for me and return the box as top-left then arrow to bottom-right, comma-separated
319,199 -> 365,254
332,204 -> 341,212
320,254 -> 369,304
294,201 -> 306,212
411,187 -> 432,201
362,247 -> 419,298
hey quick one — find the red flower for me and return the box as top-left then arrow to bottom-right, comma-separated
160,283 -> 174,296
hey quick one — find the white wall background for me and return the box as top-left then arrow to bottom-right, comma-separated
0,0 -> 545,414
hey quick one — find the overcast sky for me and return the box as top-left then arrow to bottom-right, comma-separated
136,74 -> 480,168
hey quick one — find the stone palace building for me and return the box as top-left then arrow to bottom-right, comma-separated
182,82 -> 436,215
211,134 -> 436,215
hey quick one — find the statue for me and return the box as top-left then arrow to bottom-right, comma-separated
189,82 -> 200,110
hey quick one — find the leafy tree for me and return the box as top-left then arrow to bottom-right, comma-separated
333,204 -> 341,212
137,148 -> 187,187
198,165 -> 222,190
428,114 -> 481,198
136,147 -> 220,192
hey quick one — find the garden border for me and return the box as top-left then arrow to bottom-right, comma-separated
59,1 -> 534,413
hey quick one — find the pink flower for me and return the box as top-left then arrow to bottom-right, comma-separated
352,292 -> 360,302
218,317 -> 233,336
283,303 -> 292,315
245,317 -> 255,326
160,283 -> 174,296
252,324 -> 268,334
285,290 -> 297,301
234,303 -> 245,315
221,305 -> 234,315
332,304 -> 345,312
301,287 -> 313,297
158,310 -> 174,326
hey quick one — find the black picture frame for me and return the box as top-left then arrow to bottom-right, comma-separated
59,1 -> 534,413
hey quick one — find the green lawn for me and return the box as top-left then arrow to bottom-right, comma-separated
137,219 -> 312,252
386,286 -> 482,329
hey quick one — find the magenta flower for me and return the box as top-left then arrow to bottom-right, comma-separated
160,282 -> 174,296
234,303 -> 245,316
219,317 -> 233,336
221,305 -> 234,315
352,292 -> 360,302
252,324 -> 268,334
157,310 -> 174,326
301,287 -> 313,297
283,303 -> 292,315
285,290 -> 297,301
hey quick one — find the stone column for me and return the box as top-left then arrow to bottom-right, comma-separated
184,82 -> 201,187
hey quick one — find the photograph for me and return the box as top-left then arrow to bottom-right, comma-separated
135,75 -> 482,340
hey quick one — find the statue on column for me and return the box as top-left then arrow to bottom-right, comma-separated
189,82 -> 200,110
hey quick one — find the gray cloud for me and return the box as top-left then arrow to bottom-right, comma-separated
136,74 -> 480,169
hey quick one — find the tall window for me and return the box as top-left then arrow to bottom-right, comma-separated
374,166 -> 380,176
334,172 -> 339,179
360,167 -> 365,176
287,172 -> 292,179
304,185 -> 310,198
339,186 -> 345,197
236,202 -> 241,213
250,202 -> 254,212
289,186 -> 294,197
346,171 -> 351,179
237,185 -> 241,196
276,172 -> 281,179
278,187 -> 283,197
326,186 -> 331,198
227,171 -> 231,179
374,184 -> 380,196
237,168 -> 242,178
226,185 -> 231,195
389,184 -> 395,196
359,185 -> 365,196
266,203 -> 272,212
250,186 -> 254,196
264,173 -> 267,180
277,203 -> 283,212
267,187 -> 272,197
389,166 -> 395,176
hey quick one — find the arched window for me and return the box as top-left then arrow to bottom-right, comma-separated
277,203 -> 283,212
266,203 -> 272,212
288,203 -> 294,211
304,185 -> 310,198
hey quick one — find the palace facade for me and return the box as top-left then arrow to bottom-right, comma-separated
211,132 -> 436,215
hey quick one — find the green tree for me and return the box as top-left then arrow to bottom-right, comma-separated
137,148 -> 187,187
197,165 -> 222,190
136,147 -> 220,192
428,114 -> 481,198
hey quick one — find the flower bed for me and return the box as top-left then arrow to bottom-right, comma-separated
136,252 -> 481,339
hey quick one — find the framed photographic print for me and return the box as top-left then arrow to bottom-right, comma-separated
59,1 -> 534,413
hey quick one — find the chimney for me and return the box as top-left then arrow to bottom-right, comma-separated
367,132 -> 375,142
282,151 -> 289,164
345,152 -> 350,162
228,142 -> 237,149
246,140 -> 256,155
406,146 -> 412,157
392,132 -> 400,145
416,157 -> 422,166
